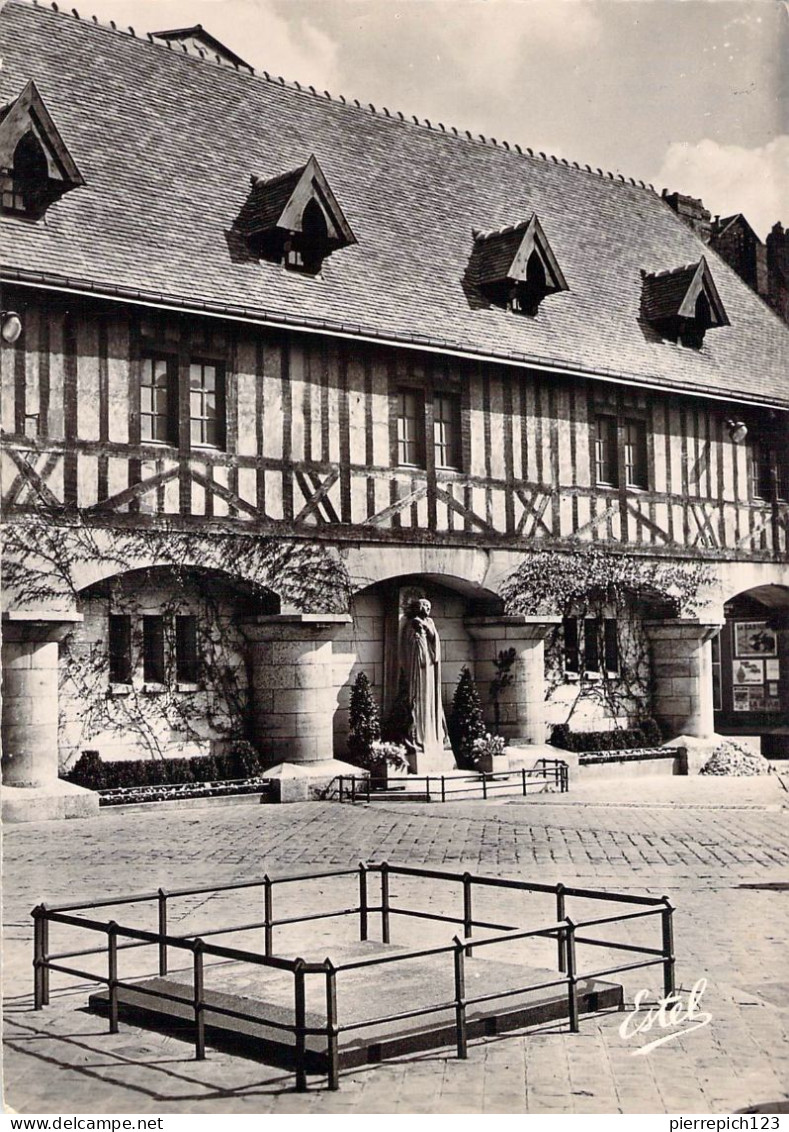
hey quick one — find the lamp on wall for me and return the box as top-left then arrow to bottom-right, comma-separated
725,419 -> 748,443
0,310 -> 23,344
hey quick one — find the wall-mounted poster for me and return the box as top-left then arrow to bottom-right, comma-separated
733,689 -> 750,712
766,659 -> 781,680
734,621 -> 777,657
732,658 -> 764,685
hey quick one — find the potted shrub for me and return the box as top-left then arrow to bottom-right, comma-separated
369,739 -> 409,787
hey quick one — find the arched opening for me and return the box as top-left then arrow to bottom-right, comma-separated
60,566 -> 279,770
332,573 -> 502,756
13,131 -> 50,214
714,584 -> 789,757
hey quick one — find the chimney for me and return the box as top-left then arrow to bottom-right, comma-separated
662,191 -> 712,242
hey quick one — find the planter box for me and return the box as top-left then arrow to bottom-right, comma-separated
475,752 -> 510,775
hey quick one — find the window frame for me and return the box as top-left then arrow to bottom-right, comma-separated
433,391 -> 462,471
395,388 -> 427,468
593,412 -> 649,491
108,614 -> 132,685
188,358 -> 227,451
142,615 -> 166,685
140,353 -> 178,446
749,438 -> 787,503
623,418 -> 648,490
564,616 -> 620,678
175,614 -> 200,685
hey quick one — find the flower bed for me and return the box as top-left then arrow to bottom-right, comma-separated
97,776 -> 273,806
578,747 -> 675,766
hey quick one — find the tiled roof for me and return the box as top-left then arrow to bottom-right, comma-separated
235,167 -> 305,237
1,0 -> 788,407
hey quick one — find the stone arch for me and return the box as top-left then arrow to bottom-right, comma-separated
714,580 -> 789,757
59,563 -> 280,770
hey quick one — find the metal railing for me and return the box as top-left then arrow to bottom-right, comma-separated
31,861 -> 673,1092
334,760 -> 569,803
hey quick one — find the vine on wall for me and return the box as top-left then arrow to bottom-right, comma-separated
3,512 -> 353,765
501,547 -> 715,731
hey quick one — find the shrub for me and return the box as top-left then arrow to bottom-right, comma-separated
549,724 -> 657,753
347,671 -> 381,767
64,746 -> 261,791
449,667 -> 487,768
638,717 -> 664,747
228,739 -> 263,778
67,750 -> 105,790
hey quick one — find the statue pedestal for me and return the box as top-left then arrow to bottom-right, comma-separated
409,743 -> 457,775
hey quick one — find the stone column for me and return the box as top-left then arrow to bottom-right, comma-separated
2,614 -> 81,788
465,615 -> 560,745
243,613 -> 352,766
645,619 -> 723,740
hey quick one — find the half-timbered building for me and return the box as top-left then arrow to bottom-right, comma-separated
2,0 -> 788,815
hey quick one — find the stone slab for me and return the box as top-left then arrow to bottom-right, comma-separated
88,941 -> 623,1072
1,780 -> 99,823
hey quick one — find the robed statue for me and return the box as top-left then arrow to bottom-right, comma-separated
400,598 -> 455,772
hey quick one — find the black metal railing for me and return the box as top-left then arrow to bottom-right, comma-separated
31,861 -> 673,1092
334,760 -> 569,804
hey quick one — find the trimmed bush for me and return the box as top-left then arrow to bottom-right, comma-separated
347,671 -> 381,767
549,723 -> 660,753
449,667 -> 487,769
64,746 -> 262,791
67,750 -> 106,790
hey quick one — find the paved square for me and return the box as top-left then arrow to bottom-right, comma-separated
3,776 -> 789,1114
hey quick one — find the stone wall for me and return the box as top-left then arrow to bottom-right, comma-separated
59,570 -> 255,769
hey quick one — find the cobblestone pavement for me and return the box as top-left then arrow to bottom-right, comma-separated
3,778 -> 789,1115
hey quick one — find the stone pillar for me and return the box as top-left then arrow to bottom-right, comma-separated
2,615 -> 81,787
645,619 -> 723,740
243,613 -> 352,766
465,615 -> 560,746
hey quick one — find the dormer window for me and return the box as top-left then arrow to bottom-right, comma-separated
235,154 -> 356,276
468,214 -> 569,315
0,81 -> 84,218
641,257 -> 729,348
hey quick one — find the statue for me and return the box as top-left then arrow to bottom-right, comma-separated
400,598 -> 455,772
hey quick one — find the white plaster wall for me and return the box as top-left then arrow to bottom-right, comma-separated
58,573 -> 251,769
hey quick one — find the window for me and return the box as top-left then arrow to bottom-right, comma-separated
433,393 -> 461,469
594,415 -> 618,485
563,617 -> 580,674
108,615 -> 132,684
623,420 -> 648,489
584,617 -> 601,672
564,617 -> 619,675
285,200 -> 329,275
142,616 -> 165,684
750,440 -> 787,502
603,619 -> 619,674
141,356 -> 176,444
176,615 -> 200,684
396,389 -> 461,470
594,414 -> 648,489
189,361 -> 225,449
397,389 -> 425,467
1,133 -> 50,215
